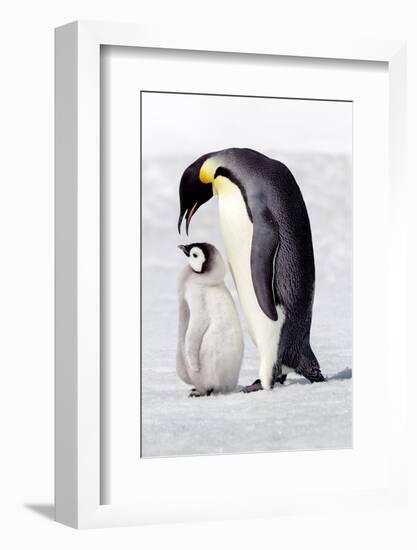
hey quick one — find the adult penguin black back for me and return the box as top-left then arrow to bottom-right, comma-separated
178,148 -> 325,392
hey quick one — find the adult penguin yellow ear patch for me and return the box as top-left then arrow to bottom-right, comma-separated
199,159 -> 217,184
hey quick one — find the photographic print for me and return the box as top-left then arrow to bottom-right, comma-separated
140,91 -> 352,458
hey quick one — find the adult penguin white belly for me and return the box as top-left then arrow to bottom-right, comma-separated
178,148 -> 325,392
213,173 -> 286,390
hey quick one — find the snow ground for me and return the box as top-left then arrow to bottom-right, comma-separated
141,151 -> 352,458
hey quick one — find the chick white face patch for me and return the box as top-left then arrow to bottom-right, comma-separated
189,247 -> 205,273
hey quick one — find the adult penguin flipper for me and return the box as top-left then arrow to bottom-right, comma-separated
250,218 -> 280,322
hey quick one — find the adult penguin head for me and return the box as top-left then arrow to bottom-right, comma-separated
178,153 -> 214,235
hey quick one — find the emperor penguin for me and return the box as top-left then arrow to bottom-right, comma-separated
176,242 -> 244,397
178,148 -> 325,392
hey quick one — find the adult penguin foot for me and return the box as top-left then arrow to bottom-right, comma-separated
308,372 -> 327,383
275,374 -> 287,385
189,388 -> 214,397
240,379 -> 264,393
298,367 -> 326,383
296,370 -> 327,384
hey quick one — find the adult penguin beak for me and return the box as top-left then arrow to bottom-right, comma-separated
184,202 -> 199,236
178,198 -> 205,236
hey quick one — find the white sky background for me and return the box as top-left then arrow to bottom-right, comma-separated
142,92 -> 352,159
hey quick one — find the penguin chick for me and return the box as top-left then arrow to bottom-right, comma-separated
176,243 -> 244,397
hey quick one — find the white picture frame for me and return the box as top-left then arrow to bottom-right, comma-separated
55,20 -> 407,529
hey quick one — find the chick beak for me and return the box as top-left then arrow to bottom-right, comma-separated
178,245 -> 190,257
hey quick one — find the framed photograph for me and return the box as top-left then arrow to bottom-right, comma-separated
55,21 -> 407,528
139,90 -> 352,459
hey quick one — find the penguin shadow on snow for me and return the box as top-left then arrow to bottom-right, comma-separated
279,367 -> 352,387
229,367 -> 351,393
186,368 -> 352,398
